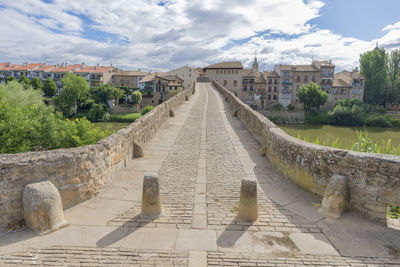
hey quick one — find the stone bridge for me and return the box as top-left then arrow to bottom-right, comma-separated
0,82 -> 400,266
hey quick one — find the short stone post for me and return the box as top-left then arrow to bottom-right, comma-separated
238,179 -> 258,221
169,109 -> 175,117
141,174 -> 163,218
185,95 -> 189,101
320,174 -> 347,219
232,110 -> 238,117
23,181 -> 69,234
133,140 -> 144,158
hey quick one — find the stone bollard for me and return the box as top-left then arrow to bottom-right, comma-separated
23,181 -> 69,234
133,140 -> 144,158
141,174 -> 163,218
169,109 -> 175,117
238,179 -> 258,221
320,174 -> 347,219
232,110 -> 238,117
185,95 -> 189,101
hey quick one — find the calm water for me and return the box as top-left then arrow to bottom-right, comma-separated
279,124 -> 400,150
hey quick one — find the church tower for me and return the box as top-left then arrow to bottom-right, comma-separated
251,56 -> 259,72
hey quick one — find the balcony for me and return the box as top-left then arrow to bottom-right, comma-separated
322,72 -> 333,78
282,81 -> 292,85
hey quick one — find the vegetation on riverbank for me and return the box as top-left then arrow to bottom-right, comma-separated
304,98 -> 400,128
0,81 -> 112,153
298,130 -> 400,156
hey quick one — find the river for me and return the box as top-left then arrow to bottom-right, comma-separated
279,124 -> 400,150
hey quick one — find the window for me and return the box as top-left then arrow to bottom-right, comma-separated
274,87 -> 277,92
223,80 -> 227,87
268,86 -> 271,92
224,70 -> 226,74
312,76 -> 316,82
273,95 -> 277,100
268,79 -> 272,84
236,70 -> 238,74
296,85 -> 300,89
250,85 -> 253,91
268,95 -> 271,100
274,79 -> 278,84
296,76 -> 300,82
228,70 -> 230,74
233,80 -> 237,87
304,75 -> 308,82
175,86 -> 177,90
216,70 -> 219,74
243,85 -> 247,91
284,71 -> 290,77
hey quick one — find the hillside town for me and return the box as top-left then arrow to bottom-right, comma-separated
0,58 -> 364,111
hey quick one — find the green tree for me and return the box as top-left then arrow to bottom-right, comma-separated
6,76 -> 15,84
18,75 -> 31,85
55,73 -> 89,116
90,84 -> 113,105
31,77 -> 43,90
131,91 -> 142,112
387,49 -> 400,107
0,81 -> 110,153
43,77 -> 58,97
298,82 -> 328,112
111,87 -> 124,106
360,46 -> 388,107
87,103 -> 105,122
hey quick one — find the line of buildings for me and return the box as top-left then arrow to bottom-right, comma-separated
0,62 -> 201,105
203,58 -> 365,110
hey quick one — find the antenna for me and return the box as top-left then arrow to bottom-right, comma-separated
311,49 -> 315,61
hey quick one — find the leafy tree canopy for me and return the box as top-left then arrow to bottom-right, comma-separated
298,82 -> 328,112
31,77 -> 43,90
43,77 -> 58,97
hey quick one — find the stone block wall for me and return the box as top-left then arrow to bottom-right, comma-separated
0,84 -> 195,227
213,80 -> 400,222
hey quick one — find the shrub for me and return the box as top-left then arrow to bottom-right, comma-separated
387,205 -> 400,219
329,98 -> 366,126
0,82 -> 110,153
108,113 -> 141,123
273,103 -> 283,111
376,105 -> 387,114
385,114 -> 400,127
287,104 -> 295,111
304,111 -> 332,125
87,103 -> 106,122
141,105 -> 154,115
365,113 -> 392,127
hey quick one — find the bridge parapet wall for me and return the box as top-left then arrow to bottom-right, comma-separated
212,80 -> 400,222
0,83 -> 195,227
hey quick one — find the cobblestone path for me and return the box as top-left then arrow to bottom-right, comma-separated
1,82 -> 399,266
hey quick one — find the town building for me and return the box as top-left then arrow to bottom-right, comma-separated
274,60 -> 335,108
203,61 -> 243,94
167,65 -> 200,88
111,70 -> 150,89
334,69 -> 365,100
140,73 -> 184,105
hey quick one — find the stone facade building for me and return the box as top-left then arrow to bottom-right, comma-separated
167,65 -> 200,88
111,70 -> 150,89
203,61 -> 243,94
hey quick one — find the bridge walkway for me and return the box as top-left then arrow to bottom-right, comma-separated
1,82 -> 399,266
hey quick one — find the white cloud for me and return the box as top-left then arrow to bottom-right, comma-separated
0,0 -> 399,71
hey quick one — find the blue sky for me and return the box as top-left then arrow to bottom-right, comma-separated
0,0 -> 399,71
310,0 -> 400,40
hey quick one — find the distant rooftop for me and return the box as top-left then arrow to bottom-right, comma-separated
204,61 -> 243,69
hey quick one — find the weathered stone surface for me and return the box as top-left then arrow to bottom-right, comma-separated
23,181 -> 68,234
212,79 -> 400,222
133,140 -> 144,158
0,86 -> 194,227
141,174 -> 163,218
238,179 -> 258,221
321,175 -> 347,218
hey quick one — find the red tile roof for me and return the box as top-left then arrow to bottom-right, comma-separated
12,63 -> 43,71
91,66 -> 112,73
0,62 -> 9,67
35,65 -> 56,71
75,66 -> 97,73
47,64 -> 83,73
0,64 -> 21,71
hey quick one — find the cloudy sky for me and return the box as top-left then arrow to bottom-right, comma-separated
0,0 -> 399,71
